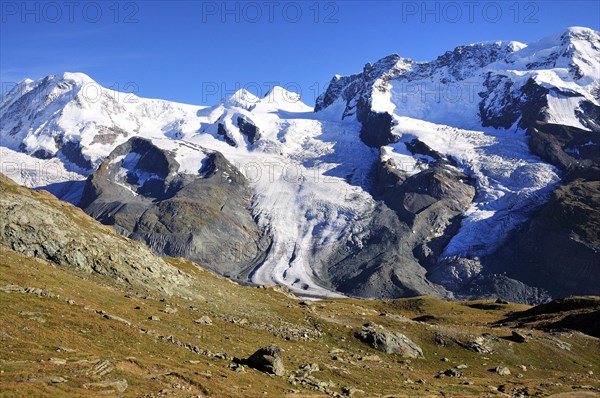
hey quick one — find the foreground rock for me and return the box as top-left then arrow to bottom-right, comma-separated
243,345 -> 285,376
354,323 -> 423,358
0,173 -> 189,296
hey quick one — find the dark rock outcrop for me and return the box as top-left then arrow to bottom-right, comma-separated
237,116 -> 261,144
498,296 -> 600,338
528,123 -> 600,171
243,345 -> 285,376
321,139 -> 474,300
486,179 -> 600,299
323,202 -> 449,299
375,142 -> 475,269
217,123 -> 237,147
479,77 -> 550,129
80,137 -> 271,279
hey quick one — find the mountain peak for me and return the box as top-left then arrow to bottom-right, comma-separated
58,71 -> 96,85
263,86 -> 301,105
563,26 -> 599,37
223,88 -> 260,110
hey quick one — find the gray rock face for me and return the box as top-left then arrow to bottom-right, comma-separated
323,202 -> 449,299
237,116 -> 261,144
484,179 -> 600,299
456,273 -> 552,305
479,77 -> 550,130
354,323 -> 423,358
529,123 -> 600,171
80,137 -> 271,279
244,345 -> 285,376
0,173 -> 189,296
377,145 -> 475,268
322,139 -> 474,299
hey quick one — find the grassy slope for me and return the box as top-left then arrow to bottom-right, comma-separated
1,249 -> 599,397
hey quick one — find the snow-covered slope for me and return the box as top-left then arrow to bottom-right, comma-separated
1,71 -> 376,297
1,27 -> 598,300
0,72 -> 206,169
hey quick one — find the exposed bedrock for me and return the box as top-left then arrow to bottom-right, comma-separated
483,177 -> 600,299
80,137 -> 271,278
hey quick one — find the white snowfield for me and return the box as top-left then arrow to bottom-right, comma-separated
0,27 -> 598,296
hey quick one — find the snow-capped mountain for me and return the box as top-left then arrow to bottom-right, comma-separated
1,27 -> 598,302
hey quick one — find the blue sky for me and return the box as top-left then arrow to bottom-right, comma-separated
1,1 -> 599,106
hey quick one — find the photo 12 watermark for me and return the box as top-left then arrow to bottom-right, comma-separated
200,1 -> 340,23
1,80 -> 140,105
0,1 -> 140,23
399,1 -> 539,24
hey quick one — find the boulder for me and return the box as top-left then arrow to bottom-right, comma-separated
494,366 -> 511,376
353,323 -> 423,358
244,345 -> 285,376
436,368 -> 462,378
511,331 -> 528,343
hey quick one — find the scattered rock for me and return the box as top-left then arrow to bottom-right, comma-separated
86,360 -> 113,377
342,386 -> 364,396
244,345 -> 285,376
441,357 -> 449,362
297,363 -> 320,377
49,376 -> 67,384
19,311 -> 46,323
56,347 -> 77,353
495,298 -> 509,304
433,332 -> 452,346
354,323 -> 423,358
494,366 -> 511,376
458,335 -> 494,353
0,284 -> 26,293
49,358 -> 67,365
161,307 -> 178,314
436,369 -> 462,378
228,363 -> 245,372
149,315 -> 160,321
103,314 -> 131,326
511,331 -> 528,343
83,379 -> 128,393
194,316 -> 213,325
457,364 -> 468,369
360,355 -> 381,362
